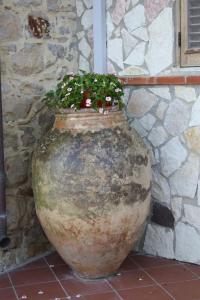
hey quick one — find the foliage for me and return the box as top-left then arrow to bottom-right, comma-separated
43,72 -> 124,112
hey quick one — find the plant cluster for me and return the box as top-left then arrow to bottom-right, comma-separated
43,72 -> 124,112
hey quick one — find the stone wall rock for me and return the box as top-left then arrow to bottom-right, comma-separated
0,0 -> 81,271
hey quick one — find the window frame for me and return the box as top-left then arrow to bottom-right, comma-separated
180,0 -> 200,67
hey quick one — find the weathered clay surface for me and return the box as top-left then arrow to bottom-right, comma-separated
32,111 -> 151,279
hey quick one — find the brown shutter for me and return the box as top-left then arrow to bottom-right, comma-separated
181,0 -> 200,66
188,0 -> 200,50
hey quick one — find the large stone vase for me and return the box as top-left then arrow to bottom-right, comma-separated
32,109 -> 151,279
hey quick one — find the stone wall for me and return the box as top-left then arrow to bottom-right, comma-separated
107,0 -> 174,76
0,0 -> 90,271
107,0 -> 200,264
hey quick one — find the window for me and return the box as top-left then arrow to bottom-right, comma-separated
180,0 -> 200,67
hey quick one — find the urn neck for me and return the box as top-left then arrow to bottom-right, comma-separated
53,109 -> 126,133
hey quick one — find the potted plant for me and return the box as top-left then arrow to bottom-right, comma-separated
42,72 -> 124,111
32,72 -> 151,279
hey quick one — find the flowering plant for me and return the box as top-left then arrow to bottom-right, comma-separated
43,72 -> 124,112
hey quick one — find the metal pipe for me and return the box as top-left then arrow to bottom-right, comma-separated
0,61 -> 10,248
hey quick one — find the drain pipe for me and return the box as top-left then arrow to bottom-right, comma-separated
0,62 -> 10,248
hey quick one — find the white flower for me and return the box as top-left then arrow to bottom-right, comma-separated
81,90 -> 84,94
67,88 -> 72,92
85,99 -> 92,107
106,96 -> 112,102
94,79 -> 98,82
99,108 -> 104,114
115,88 -> 121,93
71,104 -> 75,108
69,76 -> 74,80
104,110 -> 109,115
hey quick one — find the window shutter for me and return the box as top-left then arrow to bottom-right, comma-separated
181,0 -> 200,66
188,0 -> 200,50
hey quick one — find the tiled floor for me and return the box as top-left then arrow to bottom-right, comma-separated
1,252 -> 200,300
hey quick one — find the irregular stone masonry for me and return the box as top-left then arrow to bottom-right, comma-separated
0,0 -> 93,271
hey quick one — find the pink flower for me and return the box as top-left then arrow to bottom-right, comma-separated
106,96 -> 112,102
85,99 -> 92,107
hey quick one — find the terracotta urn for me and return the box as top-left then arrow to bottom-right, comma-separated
32,109 -> 151,279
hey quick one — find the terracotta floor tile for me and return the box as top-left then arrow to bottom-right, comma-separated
146,264 -> 197,284
119,286 -> 173,300
21,258 -> 47,270
119,256 -> 139,272
52,264 -> 74,280
132,255 -> 177,269
0,287 -> 17,300
45,252 -> 66,266
108,270 -> 154,291
84,291 -> 121,300
184,263 -> 200,277
15,281 -> 67,300
163,279 -> 200,300
61,277 -> 112,296
9,267 -> 56,286
0,273 -> 12,289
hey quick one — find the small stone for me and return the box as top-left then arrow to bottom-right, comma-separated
124,4 -> 146,32
106,0 -> 113,9
124,42 -> 146,66
0,12 -> 21,42
132,27 -> 148,41
79,55 -> 90,72
79,37 -> 91,58
175,222 -> 200,264
76,0 -> 84,17
48,44 -> 65,59
121,29 -> 138,58
107,12 -> 114,39
175,86 -> 196,102
148,125 -> 168,147
21,296 -> 27,299
171,197 -> 182,222
127,88 -> 157,118
145,8 -> 173,75
139,114 -> 156,131
183,204 -> 200,229
149,87 -> 171,100
132,0 -> 139,7
170,154 -> 199,199
12,44 -> 44,76
160,137 -> 187,177
198,180 -> 200,206
14,0 -> 41,6
145,0 -> 170,23
152,169 -> 170,205
164,99 -> 190,136
81,9 -> 93,30
130,120 -> 148,138
184,127 -> 200,155
5,156 -> 28,187
151,202 -> 174,229
190,96 -> 200,127
47,0 -> 75,11
108,38 -> 123,69
156,102 -> 168,120
119,66 -> 148,76
83,0 -> 92,8
112,0 -> 127,25
144,223 -> 174,259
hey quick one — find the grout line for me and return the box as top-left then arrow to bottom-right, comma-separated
43,257 -> 70,298
130,257 -> 176,300
7,271 -> 20,300
178,261 -> 200,279
105,279 -> 124,300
